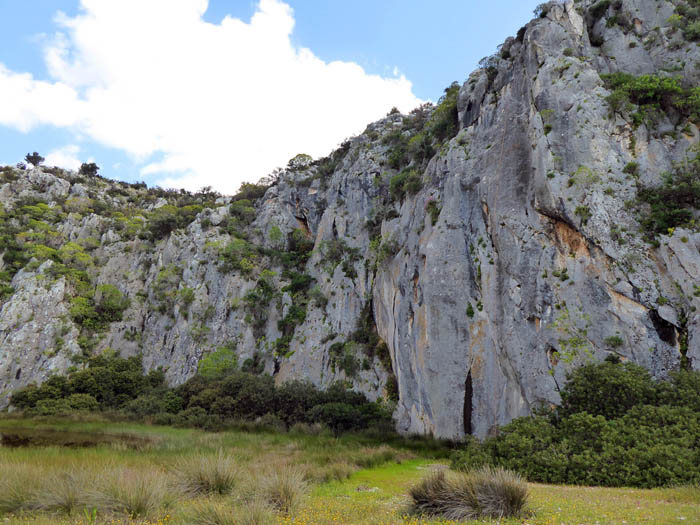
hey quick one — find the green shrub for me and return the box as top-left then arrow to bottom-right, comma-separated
407,131 -> 434,165
450,436 -> 492,472
623,162 -> 639,176
69,285 -> 129,331
307,403 -> 366,435
657,369 -> 700,411
10,353 -> 392,436
11,354 -> 159,411
456,362 -> 700,488
198,344 -> 239,379
25,152 -> 44,167
147,205 -> 179,240
604,335 -> 624,348
233,182 -> 269,202
218,238 -> 258,275
275,380 -> 323,426
635,151 -> 699,238
229,199 -> 257,226
559,361 -> 656,419
66,393 -> 99,411
574,205 -> 592,225
426,200 -> 441,225
79,162 -> 99,176
147,204 -> 203,240
94,284 -> 130,322
389,169 -> 422,201
466,303 -> 475,318
601,73 -> 697,125
69,296 -> 101,331
428,81 -> 460,143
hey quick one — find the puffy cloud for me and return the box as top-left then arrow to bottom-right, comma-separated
0,0 -> 421,193
44,144 -> 83,171
0,65 -> 83,132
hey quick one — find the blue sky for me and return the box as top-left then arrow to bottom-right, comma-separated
0,0 -> 540,193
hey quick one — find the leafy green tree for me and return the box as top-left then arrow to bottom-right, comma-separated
94,284 -> 130,322
559,361 -> 656,419
79,162 -> 99,176
198,344 -> 239,379
24,152 -> 44,167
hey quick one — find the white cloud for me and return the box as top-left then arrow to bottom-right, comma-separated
0,65 -> 83,132
0,0 -> 422,193
44,144 -> 82,171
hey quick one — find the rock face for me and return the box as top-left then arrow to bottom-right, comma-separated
0,0 -> 698,438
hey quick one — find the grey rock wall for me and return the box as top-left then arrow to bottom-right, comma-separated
1,0 -> 698,438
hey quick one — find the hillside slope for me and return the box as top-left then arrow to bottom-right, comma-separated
1,0 -> 698,438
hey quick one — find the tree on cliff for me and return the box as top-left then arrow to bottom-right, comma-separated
79,162 -> 100,177
24,152 -> 44,167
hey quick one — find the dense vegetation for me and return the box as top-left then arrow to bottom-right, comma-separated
601,72 -> 700,127
452,359 -> 700,488
10,353 -> 393,436
635,147 -> 700,239
671,0 -> 700,41
382,81 -> 460,180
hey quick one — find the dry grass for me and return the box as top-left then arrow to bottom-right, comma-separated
28,470 -> 93,514
91,467 -> 171,518
172,450 -> 239,496
0,463 -> 43,514
234,498 -> 278,525
2,420 -> 700,524
256,466 -> 308,514
408,466 -> 529,520
0,420 -> 449,523
176,498 -> 237,525
302,461 -> 356,483
176,497 -> 276,525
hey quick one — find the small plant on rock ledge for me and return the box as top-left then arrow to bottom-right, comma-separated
634,147 -> 700,240
425,199 -> 442,226
574,205 -> 592,225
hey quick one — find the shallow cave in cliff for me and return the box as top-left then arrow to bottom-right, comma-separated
464,370 -> 473,435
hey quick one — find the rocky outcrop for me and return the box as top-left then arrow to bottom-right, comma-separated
1,0 -> 698,438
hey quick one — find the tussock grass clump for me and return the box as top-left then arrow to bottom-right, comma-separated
173,451 -> 239,496
0,463 -> 42,514
288,422 -> 326,435
29,470 -> 92,513
349,445 -> 412,469
92,467 -> 170,518
303,461 -> 356,483
176,499 -> 237,525
177,498 -> 276,525
257,466 -> 308,514
408,466 -> 529,520
234,498 -> 277,525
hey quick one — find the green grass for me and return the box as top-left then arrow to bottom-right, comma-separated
1,418 -> 699,524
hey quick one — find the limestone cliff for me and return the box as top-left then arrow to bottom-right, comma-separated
1,0 -> 698,438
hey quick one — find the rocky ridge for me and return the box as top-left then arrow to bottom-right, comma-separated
1,0 -> 699,439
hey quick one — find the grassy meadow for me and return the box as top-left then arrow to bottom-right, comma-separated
0,418 -> 699,524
